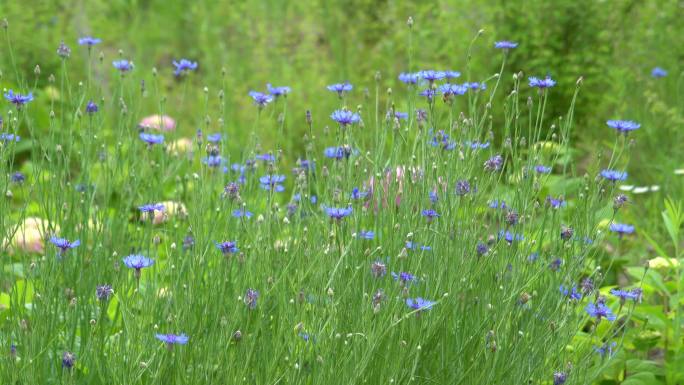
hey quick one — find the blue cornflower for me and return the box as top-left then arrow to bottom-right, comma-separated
50,237 -> 81,254
392,271 -> 417,284
327,82 -> 353,96
406,297 -> 436,311
651,67 -> 667,78
484,154 -> 504,171
594,342 -> 617,358
267,83 -> 291,97
466,141 -> 490,149
586,301 -> 616,322
429,191 -> 439,203
421,209 -> 439,221
112,60 -> 134,72
607,120 -> 640,135
495,40 -> 518,49
259,174 -> 286,192
455,180 -> 471,196
610,288 -> 639,303
546,196 -> 566,209
476,243 -> 488,256
535,165 -> 552,174
255,153 -> 276,162
248,91 -> 273,107
438,83 -> 467,97
351,187 -> 370,200
398,72 -> 421,84
330,109 -> 361,126
4,90 -> 34,108
419,88 -> 438,102
122,255 -> 154,278
358,230 -> 374,240
405,241 -> 431,251
600,169 -> 628,182
215,241 -> 239,254
11,172 -> 25,184
139,132 -> 164,146
418,70 -> 445,83
201,155 -> 225,167
172,58 -> 198,76
207,133 -> 222,143
139,203 -> 165,213
559,285 -> 582,301
326,206 -> 353,221
499,230 -> 524,243
388,111 -> 408,120
156,333 -> 189,345
529,76 -> 556,89
609,223 -> 635,237
489,200 -> 507,209
297,159 -> 315,172
244,288 -> 259,309
462,82 -> 486,90
429,130 -> 455,150
232,209 -> 253,218
62,351 -> 76,369
443,70 -> 461,79
553,372 -> 567,385
324,146 -> 352,160
549,258 -> 563,271
78,36 -> 101,46
85,100 -> 98,114
0,133 -> 20,142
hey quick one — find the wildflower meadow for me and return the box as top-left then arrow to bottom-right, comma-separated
0,1 -> 683,384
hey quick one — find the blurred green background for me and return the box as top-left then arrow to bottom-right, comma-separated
2,1 -> 682,167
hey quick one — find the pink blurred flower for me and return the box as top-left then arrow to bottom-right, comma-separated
138,114 -> 176,132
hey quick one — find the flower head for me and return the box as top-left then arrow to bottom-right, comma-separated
4,90 -> 33,108
0,133 -> 20,142
215,241 -> 239,255
455,179 -> 471,196
392,271 -> 417,285
326,206 -> 353,221
419,88 -> 438,102
495,41 -> 518,50
62,351 -> 76,369
607,120 -> 640,135
259,174 -> 286,192
330,109 -> 361,126
244,289 -> 259,309
232,209 -> 253,218
529,76 -> 556,89
484,155 -> 504,171
78,36 -> 101,46
112,60 -> 134,72
359,230 -> 375,240
559,285 -> 582,301
122,255 -> 155,270
600,169 -> 627,182
85,100 -> 98,114
49,236 -> 80,254
172,58 -> 198,76
267,83 -> 291,97
651,67 -> 667,78
535,165 -> 552,174
96,285 -> 114,301
370,260 -> 387,278
324,146 -> 353,160
139,133 -> 164,146
609,223 -> 635,237
610,288 -> 639,303
553,372 -> 567,385
139,203 -> 166,214
156,333 -> 189,345
586,301 -> 616,322
398,72 -> 420,84
421,209 -> 439,221
11,172 -> 25,184
405,297 -> 436,311
248,91 -> 273,107
418,70 -> 445,83
327,82 -> 352,96
438,83 -> 467,97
